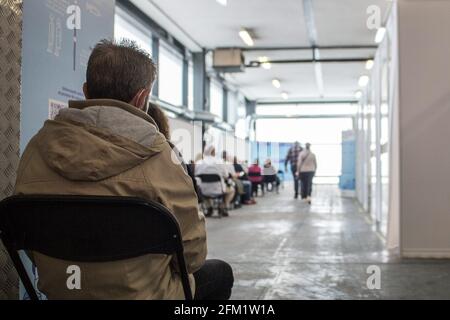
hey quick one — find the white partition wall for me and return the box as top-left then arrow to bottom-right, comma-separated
356,3 -> 398,240
224,132 -> 236,158
397,0 -> 450,258
202,125 -> 248,162
204,126 -> 225,157
357,0 -> 450,257
169,117 -> 203,162
235,138 -> 250,163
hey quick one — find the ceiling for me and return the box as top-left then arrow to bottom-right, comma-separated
142,0 -> 392,102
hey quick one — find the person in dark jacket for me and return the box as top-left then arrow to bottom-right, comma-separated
285,141 -> 303,199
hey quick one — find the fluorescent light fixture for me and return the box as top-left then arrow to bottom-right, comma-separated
259,56 -> 271,69
272,79 -> 281,88
375,27 -> 386,44
358,75 -> 370,87
239,29 -> 254,47
355,91 -> 363,99
365,59 -> 374,70
216,0 -> 227,6
281,92 -> 289,100
261,62 -> 271,69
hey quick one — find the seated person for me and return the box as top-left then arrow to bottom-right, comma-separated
146,102 -> 171,140
263,159 -> 280,193
233,156 -> 255,205
14,39 -> 233,300
147,103 -> 203,203
222,151 -> 242,208
248,159 -> 264,197
195,146 -> 235,217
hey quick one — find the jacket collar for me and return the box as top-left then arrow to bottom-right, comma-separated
69,99 -> 158,128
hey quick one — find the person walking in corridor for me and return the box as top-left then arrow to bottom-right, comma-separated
285,141 -> 303,199
296,143 -> 317,205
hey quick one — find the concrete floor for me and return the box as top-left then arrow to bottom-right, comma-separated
206,184 -> 450,300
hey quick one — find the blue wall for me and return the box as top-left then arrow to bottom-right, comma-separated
20,0 -> 115,299
251,142 -> 295,180
21,0 -> 115,150
339,132 -> 356,190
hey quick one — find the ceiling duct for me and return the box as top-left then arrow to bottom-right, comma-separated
213,48 -> 245,73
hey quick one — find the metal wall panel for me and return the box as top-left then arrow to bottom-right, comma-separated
0,0 -> 22,300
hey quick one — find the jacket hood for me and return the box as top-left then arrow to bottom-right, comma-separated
36,99 -> 167,182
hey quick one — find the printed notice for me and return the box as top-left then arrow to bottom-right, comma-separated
48,99 -> 68,120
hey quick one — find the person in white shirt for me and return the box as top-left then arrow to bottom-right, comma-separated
263,159 -> 280,193
196,146 -> 235,216
296,143 -> 317,204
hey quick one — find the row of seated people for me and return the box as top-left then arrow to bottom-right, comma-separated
190,149 -> 283,218
248,159 -> 283,197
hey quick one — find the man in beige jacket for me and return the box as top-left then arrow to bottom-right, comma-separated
14,39 -> 233,300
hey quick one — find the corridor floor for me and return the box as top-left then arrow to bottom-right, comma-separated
206,184 -> 450,300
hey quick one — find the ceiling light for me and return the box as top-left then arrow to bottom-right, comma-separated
216,0 -> 227,6
375,27 -> 386,44
239,29 -> 254,47
358,75 -> 370,87
355,91 -> 363,99
366,59 -> 374,70
272,79 -> 281,89
281,92 -> 289,100
258,56 -> 271,69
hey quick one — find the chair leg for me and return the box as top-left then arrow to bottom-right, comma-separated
5,245 -> 39,301
176,251 -> 193,300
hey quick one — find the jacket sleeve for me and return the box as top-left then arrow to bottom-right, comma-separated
142,150 -> 207,274
296,153 -> 303,173
285,149 -> 291,166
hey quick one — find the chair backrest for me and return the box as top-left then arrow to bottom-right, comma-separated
0,195 -> 193,300
197,174 -> 222,183
248,170 -> 263,184
264,175 -> 277,183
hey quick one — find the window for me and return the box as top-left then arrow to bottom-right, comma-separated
255,118 -> 354,183
227,91 -> 239,124
210,80 -> 224,118
114,6 -> 152,56
256,104 -> 357,117
255,118 -> 353,144
158,42 -> 183,106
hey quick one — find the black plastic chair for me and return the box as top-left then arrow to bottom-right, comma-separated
264,175 -> 280,194
0,195 -> 193,300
